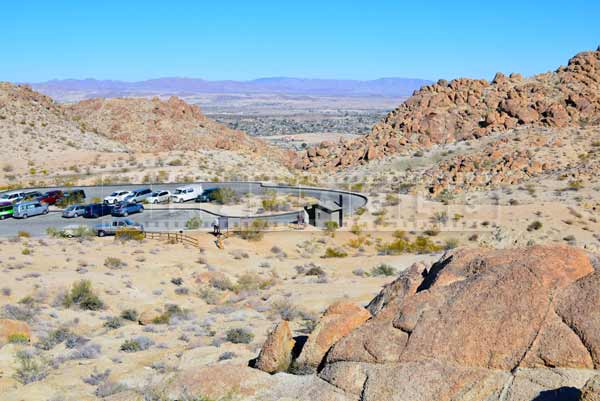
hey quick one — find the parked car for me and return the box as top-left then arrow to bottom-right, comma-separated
12,201 -> 49,219
62,204 -> 87,218
0,202 -> 13,220
111,202 -> 144,217
83,203 -> 115,218
171,185 -> 202,203
146,190 -> 171,204
94,219 -> 144,237
124,188 -> 152,203
103,190 -> 133,204
195,188 -> 218,203
22,191 -> 43,201
0,191 -> 26,203
38,190 -> 64,205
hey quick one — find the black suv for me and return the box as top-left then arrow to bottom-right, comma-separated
83,203 -> 114,218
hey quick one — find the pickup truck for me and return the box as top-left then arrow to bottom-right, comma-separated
93,219 -> 144,237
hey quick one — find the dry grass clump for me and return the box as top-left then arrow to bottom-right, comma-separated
63,280 -> 104,311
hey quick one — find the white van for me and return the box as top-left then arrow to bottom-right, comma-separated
170,185 -> 203,203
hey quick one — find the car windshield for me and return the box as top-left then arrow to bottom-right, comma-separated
109,192 -> 119,196
151,192 -> 159,196
174,189 -> 184,194
65,206 -> 76,211
123,219 -> 134,225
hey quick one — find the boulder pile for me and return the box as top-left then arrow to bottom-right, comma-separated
298,48 -> 600,170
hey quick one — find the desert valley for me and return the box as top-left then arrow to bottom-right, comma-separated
1,14 -> 600,400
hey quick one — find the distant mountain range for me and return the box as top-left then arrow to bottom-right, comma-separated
28,77 -> 432,100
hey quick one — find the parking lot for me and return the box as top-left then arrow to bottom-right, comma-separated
0,182 -> 367,237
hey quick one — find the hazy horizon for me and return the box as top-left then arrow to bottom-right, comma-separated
2,1 -> 599,83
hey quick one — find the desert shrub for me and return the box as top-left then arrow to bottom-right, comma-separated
305,265 -> 326,276
103,316 -> 123,329
567,180 -> 584,191
350,223 -> 363,235
323,247 -> 348,258
355,207 -> 366,216
198,287 -> 221,305
370,263 -> 396,277
323,221 -> 339,237
115,227 -> 144,241
120,309 -> 138,321
120,336 -> 154,352
21,248 -> 31,255
527,221 -> 543,232
261,193 -> 287,211
235,272 -> 274,292
104,257 -> 126,270
18,231 -> 31,238
2,304 -> 35,321
270,298 -> 301,320
185,216 -> 202,230
378,236 -> 441,255
8,333 -> 30,344
35,328 -> 72,350
238,219 -> 268,241
171,277 -> 183,286
63,280 -> 104,311
96,381 -> 128,397
175,287 -> 189,295
444,238 -> 460,250
384,193 -> 400,206
225,328 -> 254,344
151,304 -> 189,324
433,212 -> 449,224
210,275 -> 235,291
213,188 -> 239,205
423,228 -> 440,237
83,368 -> 111,385
13,349 -> 48,384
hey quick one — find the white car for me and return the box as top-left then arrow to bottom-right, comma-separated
146,190 -> 171,204
103,190 -> 133,204
170,186 -> 202,203
0,191 -> 26,203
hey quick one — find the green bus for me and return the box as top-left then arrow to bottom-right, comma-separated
0,202 -> 13,220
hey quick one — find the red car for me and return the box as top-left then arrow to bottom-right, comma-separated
38,190 -> 64,205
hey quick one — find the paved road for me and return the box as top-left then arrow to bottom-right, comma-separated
0,182 -> 367,237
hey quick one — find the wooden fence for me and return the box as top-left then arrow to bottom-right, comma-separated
143,231 -> 200,248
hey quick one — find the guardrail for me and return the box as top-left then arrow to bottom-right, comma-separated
143,230 -> 200,248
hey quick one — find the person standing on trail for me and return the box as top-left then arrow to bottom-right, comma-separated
213,217 -> 220,235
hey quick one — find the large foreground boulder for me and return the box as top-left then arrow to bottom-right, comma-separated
251,245 -> 600,401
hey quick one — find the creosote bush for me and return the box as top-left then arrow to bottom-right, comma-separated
370,263 -> 396,277
323,247 -> 348,258
13,349 -> 49,384
225,328 -> 254,344
120,309 -> 139,321
63,280 -> 104,311
378,236 -> 442,255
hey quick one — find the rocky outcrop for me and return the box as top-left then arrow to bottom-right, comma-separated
64,96 -> 292,161
253,245 -> 600,401
255,321 -> 295,373
0,319 -> 31,346
295,301 -> 371,371
298,48 -> 600,170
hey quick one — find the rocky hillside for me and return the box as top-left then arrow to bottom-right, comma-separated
64,96 -> 286,157
298,48 -> 600,170
0,83 -> 125,156
251,245 -> 600,401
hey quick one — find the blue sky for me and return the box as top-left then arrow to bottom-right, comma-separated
2,0 -> 599,82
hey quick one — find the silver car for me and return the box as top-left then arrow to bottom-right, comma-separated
62,204 -> 87,218
125,188 -> 153,203
13,201 -> 49,219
